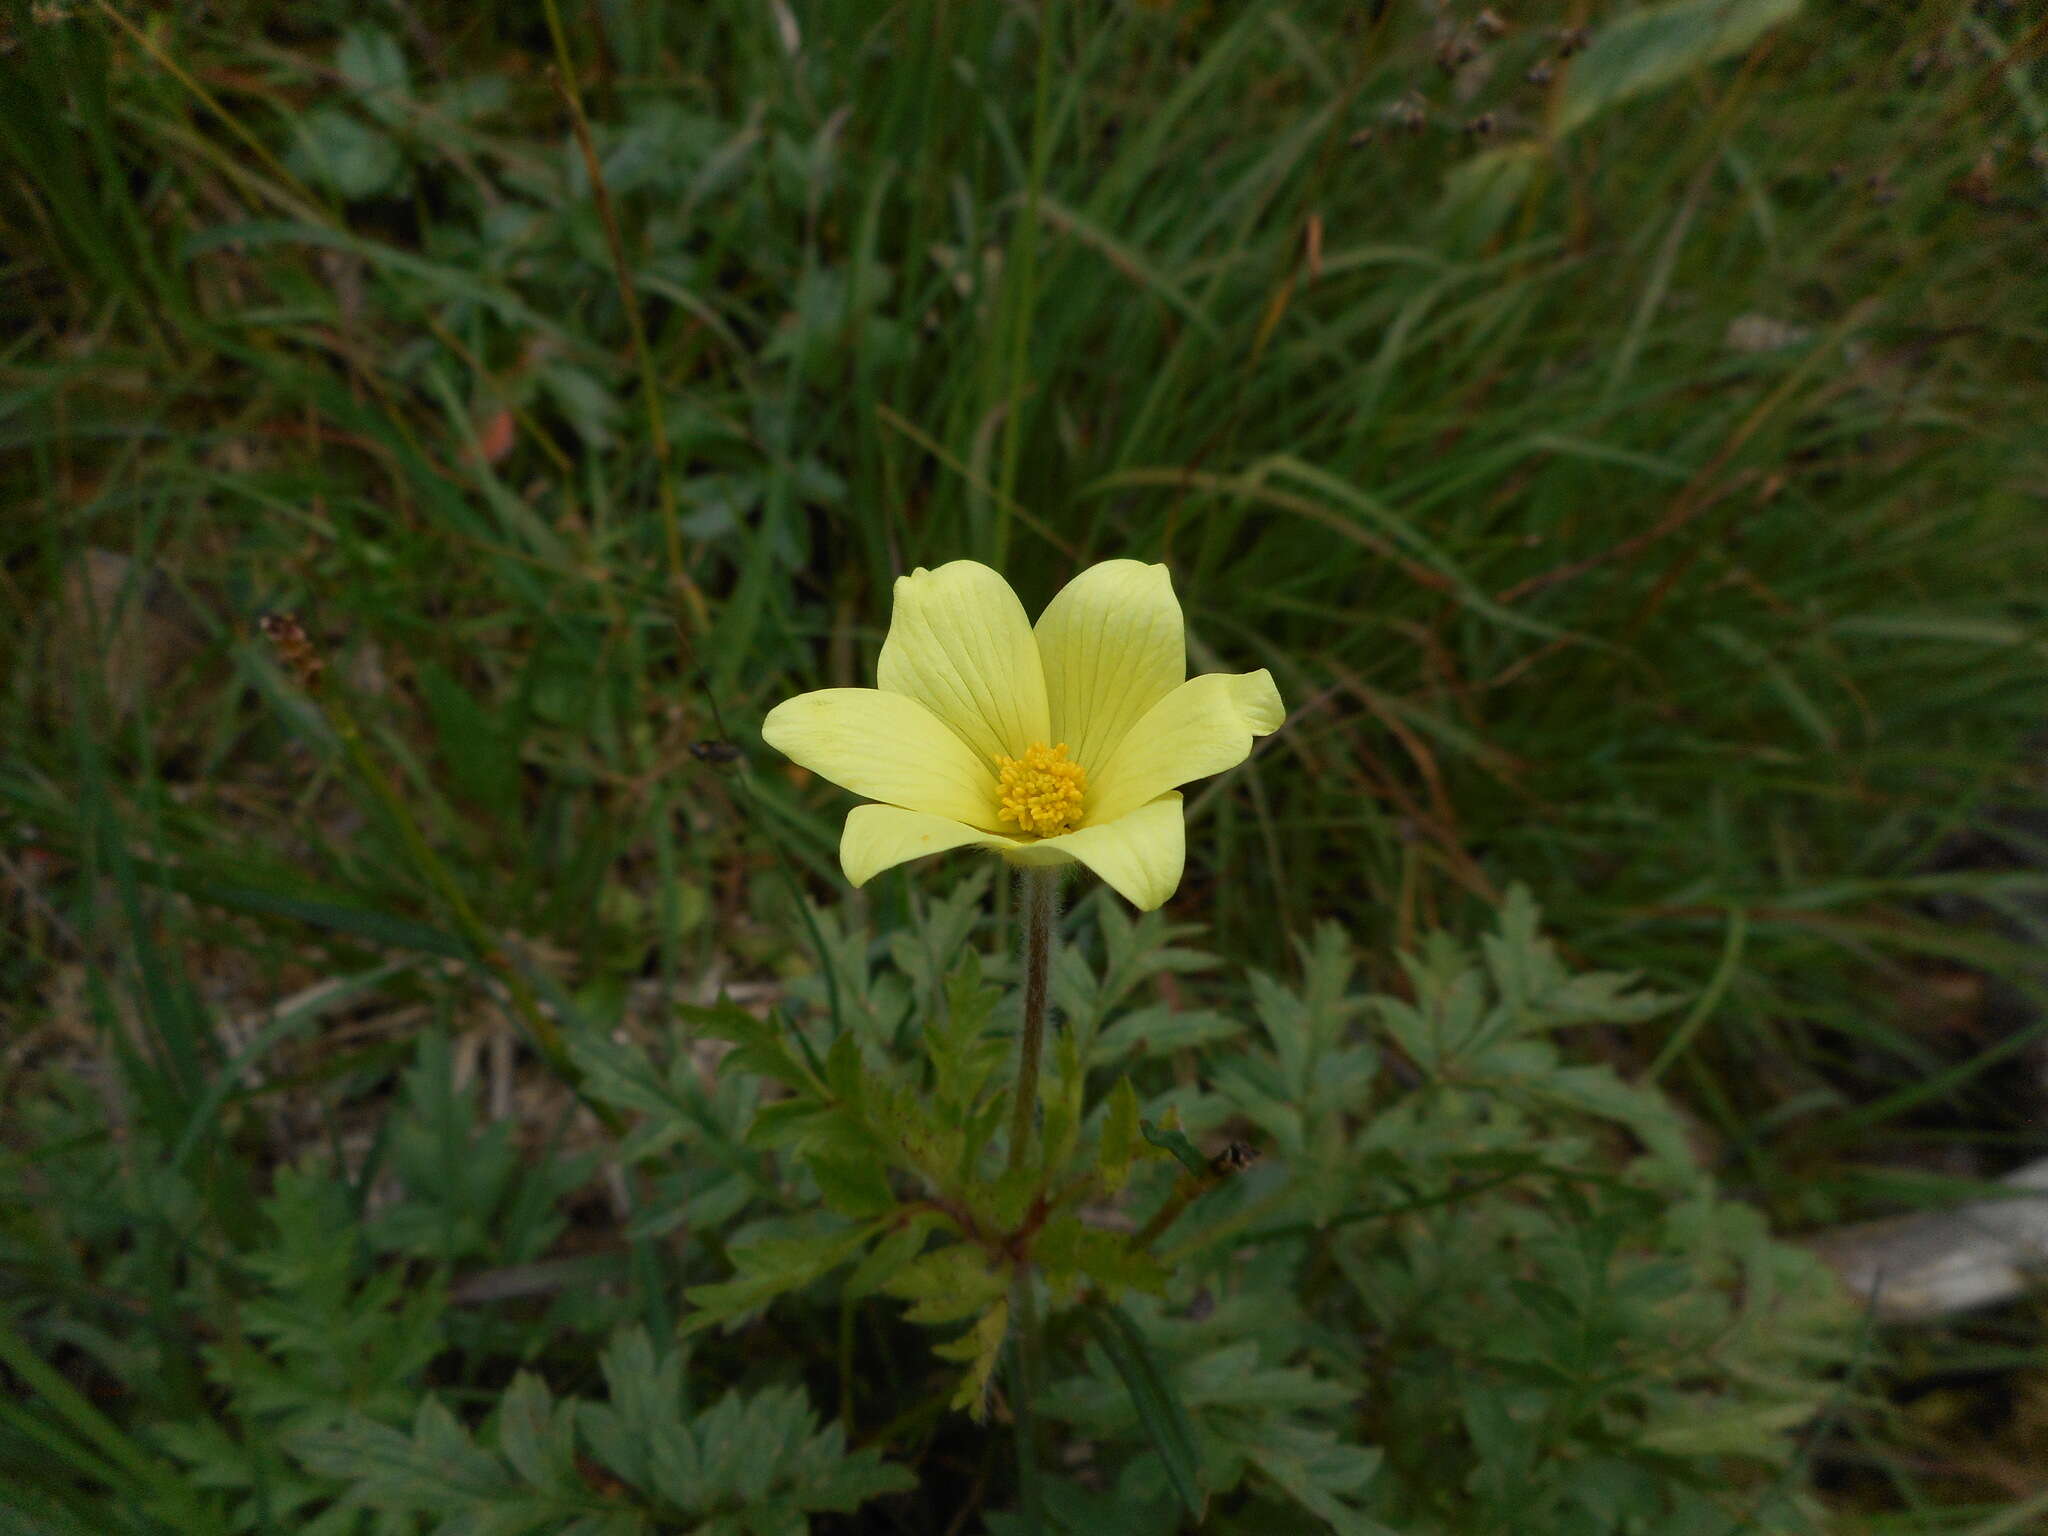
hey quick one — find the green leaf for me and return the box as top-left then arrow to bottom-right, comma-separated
804,1148 -> 896,1219
1035,1217 -> 1167,1304
337,26 -> 410,122
295,1361 -> 910,1532
1040,1028 -> 1087,1175
883,1242 -> 1007,1326
1089,1005 -> 1240,1068
417,661 -> 520,822
683,998 -> 821,1095
964,1163 -> 1040,1237
931,1298 -> 1009,1420
684,1225 -> 878,1333
178,218 -> 580,341
1432,140 -> 1544,248
925,949 -> 1005,1120
196,881 -> 468,956
1532,1066 -> 1692,1168
1830,611 -> 2030,645
1239,1418 -> 1390,1535
538,362 -> 623,449
293,1398 -> 510,1503
1558,0 -> 1802,135
583,1327 -> 683,1490
843,1211 -> 944,1299
1636,1398 -> 1816,1460
1080,1303 -> 1205,1521
496,1372 -> 576,1494
1099,1079 -> 1140,1195
432,74 -> 511,124
1140,1119 -> 1209,1181
288,108 -> 403,201
868,1075 -> 967,1192
824,1029 -> 866,1107
1178,1344 -> 1356,1415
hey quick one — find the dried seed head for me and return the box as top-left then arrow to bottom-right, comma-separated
1208,1141 -> 1260,1177
1557,25 -> 1590,57
258,612 -> 325,688
1436,34 -> 1478,74
1525,59 -> 1554,86
1475,8 -> 1508,38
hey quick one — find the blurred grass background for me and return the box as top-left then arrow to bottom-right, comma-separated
6,0 -> 2048,1523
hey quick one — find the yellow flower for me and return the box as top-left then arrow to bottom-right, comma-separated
762,560 -> 1283,910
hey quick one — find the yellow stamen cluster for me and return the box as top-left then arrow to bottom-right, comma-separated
994,741 -> 1086,838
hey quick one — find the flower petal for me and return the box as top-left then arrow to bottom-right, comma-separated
838,792 -> 1187,910
1086,670 -> 1284,826
1027,794 -> 1185,911
840,804 -> 1019,887
1032,560 -> 1185,776
762,688 -> 1003,829
877,561 -> 1051,765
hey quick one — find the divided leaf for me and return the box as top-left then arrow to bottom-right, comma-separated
295,1343 -> 912,1533
683,998 -> 822,1095
684,1225 -> 880,1334
932,1299 -> 1010,1421
1099,1078 -> 1141,1195
883,1243 -> 1007,1326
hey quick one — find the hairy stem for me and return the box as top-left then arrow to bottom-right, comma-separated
1006,868 -> 1059,1174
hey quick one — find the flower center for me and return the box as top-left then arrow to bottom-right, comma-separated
994,741 -> 1086,838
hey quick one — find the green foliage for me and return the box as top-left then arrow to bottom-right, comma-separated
3,1032 -> 921,1533
664,884 -> 1845,1532
1139,1118 -> 1212,1182
1076,1303 -> 1206,1522
294,1332 -> 912,1536
370,1032 -> 597,1263
8,0 -> 2044,1528
3,816 -> 1862,1533
684,1225 -> 882,1335
1559,0 -> 1805,134
12,0 -> 2044,1164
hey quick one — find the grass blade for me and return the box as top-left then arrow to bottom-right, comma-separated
1080,1301 -> 1205,1520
